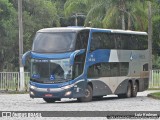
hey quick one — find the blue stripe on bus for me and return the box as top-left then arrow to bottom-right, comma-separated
31,52 -> 73,59
30,78 -> 85,88
90,29 -> 111,33
87,49 -> 111,66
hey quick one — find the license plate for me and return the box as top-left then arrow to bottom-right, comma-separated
45,94 -> 53,97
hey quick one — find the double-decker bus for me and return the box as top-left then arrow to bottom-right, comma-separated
22,27 -> 149,103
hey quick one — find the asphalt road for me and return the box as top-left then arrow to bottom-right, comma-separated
0,90 -> 160,111
0,90 -> 160,120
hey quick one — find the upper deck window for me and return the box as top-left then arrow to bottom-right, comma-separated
32,32 -> 76,53
90,32 -> 148,51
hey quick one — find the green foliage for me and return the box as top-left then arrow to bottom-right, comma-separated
0,0 -> 18,71
152,1 -> 160,69
64,0 -> 88,16
127,0 -> 148,31
148,92 -> 160,99
153,55 -> 160,69
22,0 -> 60,52
64,0 -> 149,31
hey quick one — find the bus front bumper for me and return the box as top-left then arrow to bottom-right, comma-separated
29,84 -> 74,98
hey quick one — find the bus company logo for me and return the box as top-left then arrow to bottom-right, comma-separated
2,112 -> 12,118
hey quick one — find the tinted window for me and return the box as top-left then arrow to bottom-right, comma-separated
32,32 -> 76,53
90,32 -> 115,51
72,30 -> 89,79
87,62 -> 129,78
75,30 -> 89,50
72,53 -> 86,79
113,34 -> 148,50
90,32 -> 148,51
143,63 -> 148,71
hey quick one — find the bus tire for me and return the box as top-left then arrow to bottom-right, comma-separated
131,82 -> 138,97
126,82 -> 132,98
118,82 -> 132,98
77,85 -> 93,102
118,94 -> 126,98
43,98 -> 60,103
93,96 -> 103,99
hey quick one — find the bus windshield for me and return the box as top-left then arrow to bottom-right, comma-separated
32,32 -> 76,53
30,58 -> 72,83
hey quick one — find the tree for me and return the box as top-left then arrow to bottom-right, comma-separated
22,0 -> 60,71
152,0 -> 160,68
64,0 -> 148,31
0,0 -> 18,71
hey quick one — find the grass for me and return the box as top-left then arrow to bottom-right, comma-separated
7,91 -> 29,94
149,72 -> 160,88
147,92 -> 160,99
0,90 -> 29,94
0,91 -> 29,94
148,88 -> 160,90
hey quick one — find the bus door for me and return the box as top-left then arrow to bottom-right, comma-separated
72,30 -> 89,97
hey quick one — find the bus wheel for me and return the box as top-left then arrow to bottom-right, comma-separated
131,82 -> 138,97
126,82 -> 132,98
118,82 -> 132,98
118,94 -> 125,98
77,85 -> 93,102
43,98 -> 60,103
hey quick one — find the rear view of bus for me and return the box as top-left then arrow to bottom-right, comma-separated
22,27 -> 149,103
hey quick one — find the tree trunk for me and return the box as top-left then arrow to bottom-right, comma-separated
120,0 -> 125,30
128,13 -> 131,30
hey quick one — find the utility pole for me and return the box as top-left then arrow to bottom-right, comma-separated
148,1 -> 152,81
18,0 -> 25,91
71,13 -> 85,26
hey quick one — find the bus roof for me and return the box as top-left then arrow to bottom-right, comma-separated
37,27 -> 147,35
37,27 -> 88,33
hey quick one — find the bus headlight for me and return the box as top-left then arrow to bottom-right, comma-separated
30,85 -> 36,90
64,91 -> 72,96
30,91 -> 34,96
61,84 -> 74,90
62,85 -> 70,90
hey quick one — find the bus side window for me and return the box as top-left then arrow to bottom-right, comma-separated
72,30 -> 89,79
91,32 -> 116,51
138,35 -> 148,50
106,34 -> 115,49
72,53 -> 85,79
87,62 -> 129,78
75,30 -> 89,50
115,34 -> 121,49
121,34 -> 129,49
90,33 -> 102,51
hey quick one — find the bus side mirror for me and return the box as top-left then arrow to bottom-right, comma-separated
70,49 -> 85,65
22,51 -> 31,66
